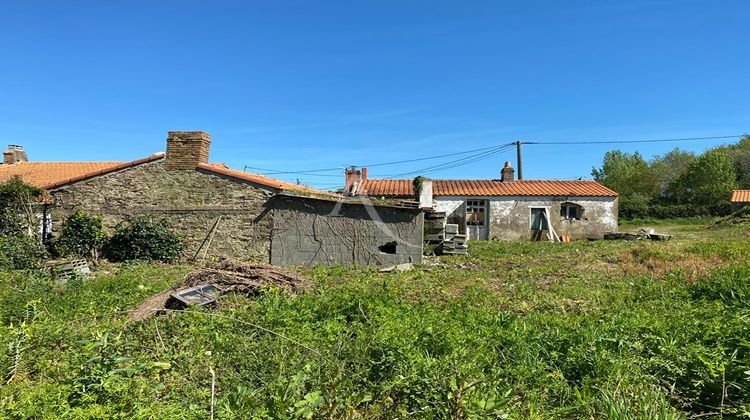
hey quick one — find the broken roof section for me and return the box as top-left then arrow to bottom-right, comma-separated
358,178 -> 618,198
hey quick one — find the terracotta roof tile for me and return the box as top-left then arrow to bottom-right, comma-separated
0,161 -> 126,189
196,164 -> 335,196
731,190 -> 750,203
359,178 -> 618,197
1,156 -> 330,197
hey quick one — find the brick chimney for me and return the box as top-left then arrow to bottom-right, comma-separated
165,131 -> 211,170
344,166 -> 362,194
3,145 -> 28,165
501,161 -> 515,182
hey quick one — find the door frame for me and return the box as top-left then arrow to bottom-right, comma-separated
465,199 -> 489,240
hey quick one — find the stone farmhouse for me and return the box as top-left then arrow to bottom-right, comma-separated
345,162 -> 619,241
0,133 -> 423,266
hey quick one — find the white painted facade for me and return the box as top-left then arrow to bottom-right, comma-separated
432,195 -> 618,241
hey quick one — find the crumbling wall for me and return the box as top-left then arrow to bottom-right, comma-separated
434,196 -> 618,241
433,199 -> 466,234
50,161 -> 274,261
270,195 -> 424,267
488,196 -> 618,240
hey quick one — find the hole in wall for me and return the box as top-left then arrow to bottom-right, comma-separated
378,241 -> 397,254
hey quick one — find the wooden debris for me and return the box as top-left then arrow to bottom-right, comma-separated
129,258 -> 308,321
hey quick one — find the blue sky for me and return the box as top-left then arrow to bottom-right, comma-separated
1,0 -> 748,189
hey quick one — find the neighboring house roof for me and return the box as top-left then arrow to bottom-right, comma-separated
0,161 -> 127,189
730,190 -> 750,203
0,154 -> 328,195
358,179 -> 618,198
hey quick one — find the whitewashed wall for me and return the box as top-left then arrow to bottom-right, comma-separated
433,196 -> 618,240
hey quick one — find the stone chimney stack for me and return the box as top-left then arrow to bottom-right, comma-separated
165,131 -> 211,170
3,145 -> 29,165
501,161 -> 515,182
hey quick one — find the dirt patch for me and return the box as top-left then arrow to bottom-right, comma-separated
615,249 -> 723,282
129,258 -> 308,321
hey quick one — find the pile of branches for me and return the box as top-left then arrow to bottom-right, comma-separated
129,258 -> 307,321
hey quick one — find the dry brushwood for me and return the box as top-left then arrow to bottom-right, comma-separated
128,258 -> 308,321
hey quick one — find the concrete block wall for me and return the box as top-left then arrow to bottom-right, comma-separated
270,194 -> 424,267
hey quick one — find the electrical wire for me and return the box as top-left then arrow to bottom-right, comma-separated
525,135 -> 742,145
382,144 -> 516,178
244,142 -> 516,175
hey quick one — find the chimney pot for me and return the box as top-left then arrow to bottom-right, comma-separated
501,161 -> 515,182
361,167 -> 368,181
164,131 -> 211,170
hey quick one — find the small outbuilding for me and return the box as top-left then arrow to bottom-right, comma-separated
730,190 -> 750,211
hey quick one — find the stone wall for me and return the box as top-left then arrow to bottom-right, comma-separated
270,194 -> 424,267
49,160 -> 275,261
434,196 -> 618,241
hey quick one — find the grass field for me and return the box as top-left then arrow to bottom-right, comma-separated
1,219 -> 749,418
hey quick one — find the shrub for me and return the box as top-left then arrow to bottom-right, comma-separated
103,217 -> 182,262
54,211 -> 105,260
0,176 -> 42,237
0,236 -> 48,269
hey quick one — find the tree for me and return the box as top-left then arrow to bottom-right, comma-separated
722,135 -> 750,189
0,176 -> 42,237
650,148 -> 696,202
672,149 -> 736,206
592,151 -> 660,214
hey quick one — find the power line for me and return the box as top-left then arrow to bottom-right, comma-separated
525,135 -> 743,145
243,142 -> 516,176
383,144 -> 516,178
243,133 -> 745,179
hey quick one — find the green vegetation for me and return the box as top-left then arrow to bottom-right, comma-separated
0,176 -> 42,238
0,177 -> 47,270
1,219 -> 749,418
592,135 -> 750,219
103,217 -> 183,262
54,210 -> 106,260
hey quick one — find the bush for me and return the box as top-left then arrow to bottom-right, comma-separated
620,202 -> 734,220
0,236 -> 48,269
103,217 -> 182,262
54,211 -> 105,260
0,176 -> 42,237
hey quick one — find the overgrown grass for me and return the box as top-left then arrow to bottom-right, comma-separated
1,221 -> 749,418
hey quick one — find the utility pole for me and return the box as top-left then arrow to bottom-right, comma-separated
515,141 -> 523,180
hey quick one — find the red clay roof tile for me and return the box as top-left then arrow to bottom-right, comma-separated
0,161 -> 126,189
359,178 -> 618,197
196,164 -> 335,196
1,156 -> 330,196
731,190 -> 750,203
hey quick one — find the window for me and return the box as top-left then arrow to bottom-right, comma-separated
465,200 -> 486,226
560,203 -> 583,220
530,208 -> 549,230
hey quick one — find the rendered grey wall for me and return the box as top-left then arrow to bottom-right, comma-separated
270,195 -> 424,267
